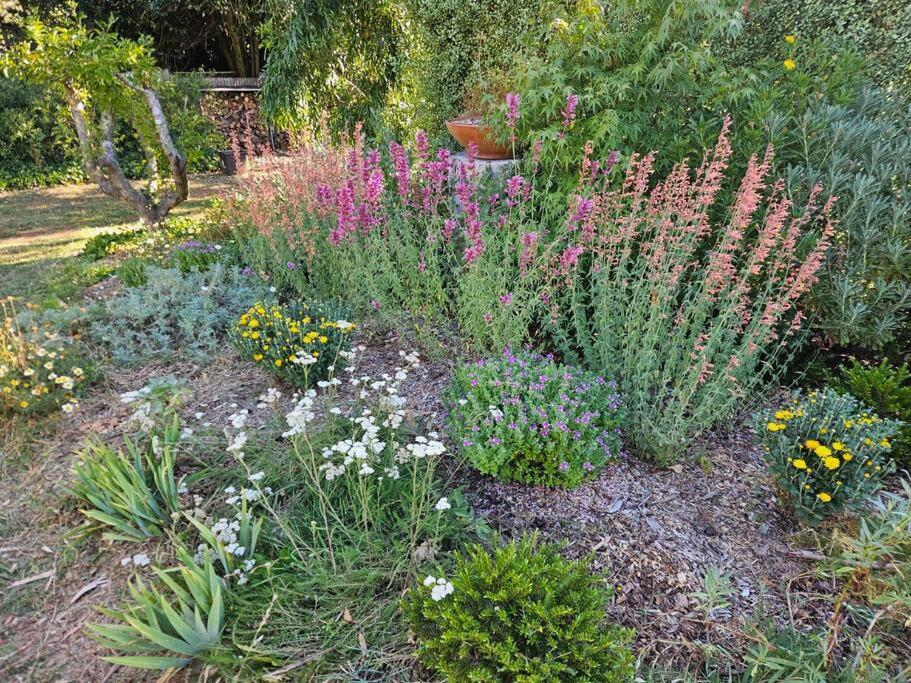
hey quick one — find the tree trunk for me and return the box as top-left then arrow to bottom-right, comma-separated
64,78 -> 188,228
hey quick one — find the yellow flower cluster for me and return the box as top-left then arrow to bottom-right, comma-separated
761,389 -> 897,522
1,318 -> 85,415
232,301 -> 354,388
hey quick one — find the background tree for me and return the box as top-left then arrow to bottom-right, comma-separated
259,0 -> 401,135
1,9 -> 189,225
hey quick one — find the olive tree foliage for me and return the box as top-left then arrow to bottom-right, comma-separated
1,10 -> 188,226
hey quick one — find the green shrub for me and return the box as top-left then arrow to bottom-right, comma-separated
776,88 -> 911,350
115,256 -> 148,287
446,350 -> 624,487
502,0 -> 750,182
731,0 -> 911,101
170,240 -> 221,273
82,230 -> 143,261
230,300 -> 355,388
830,359 -> 911,468
260,1 -> 401,135
88,549 -> 225,670
89,264 -> 266,365
402,534 -> 635,682
758,389 -> 901,523
390,0 -> 551,137
0,76 -> 78,190
71,416 -> 182,541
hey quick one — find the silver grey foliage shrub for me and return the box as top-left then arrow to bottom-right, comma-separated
90,264 -> 267,365
771,87 -> 911,348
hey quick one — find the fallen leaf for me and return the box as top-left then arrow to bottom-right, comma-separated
606,498 -> 625,514
10,569 -> 54,589
71,575 -> 108,604
358,632 -> 368,653
342,608 -> 353,624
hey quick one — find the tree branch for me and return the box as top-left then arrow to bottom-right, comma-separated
63,83 -> 103,185
116,72 -> 189,224
97,111 -> 156,225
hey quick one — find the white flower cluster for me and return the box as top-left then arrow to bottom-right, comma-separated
120,553 -> 150,568
195,471 -> 271,585
400,434 -> 447,461
423,574 -> 455,601
225,407 -> 250,457
306,350 -> 444,483
224,471 -> 273,506
228,408 -> 249,429
282,389 -> 317,437
256,387 -> 282,408
123,396 -> 155,433
233,559 -> 257,585
434,496 -> 451,511
209,516 -> 248,557
320,411 -> 387,480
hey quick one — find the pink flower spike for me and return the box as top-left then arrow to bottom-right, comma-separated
505,93 -> 521,129
561,93 -> 579,130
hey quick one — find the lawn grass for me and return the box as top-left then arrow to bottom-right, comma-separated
0,175 -> 233,302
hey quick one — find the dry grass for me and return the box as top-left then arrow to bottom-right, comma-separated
0,175 -> 234,301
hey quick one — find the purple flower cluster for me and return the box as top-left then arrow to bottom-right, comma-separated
175,240 -> 218,254
447,349 -> 625,488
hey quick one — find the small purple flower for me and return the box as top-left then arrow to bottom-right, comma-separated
559,461 -> 570,472
499,293 -> 513,306
371,300 -> 381,310
241,266 -> 253,276
286,261 -> 296,270
483,312 -> 493,324
582,461 -> 593,472
605,150 -> 621,173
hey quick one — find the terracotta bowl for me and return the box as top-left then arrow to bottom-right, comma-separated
445,118 -> 514,160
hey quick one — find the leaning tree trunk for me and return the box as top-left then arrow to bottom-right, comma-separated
63,77 -> 188,228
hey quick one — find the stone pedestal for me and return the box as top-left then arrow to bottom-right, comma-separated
450,152 -> 519,179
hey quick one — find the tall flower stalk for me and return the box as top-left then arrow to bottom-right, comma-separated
544,118 -> 835,463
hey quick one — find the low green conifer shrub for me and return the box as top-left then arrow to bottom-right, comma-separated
402,534 -> 634,682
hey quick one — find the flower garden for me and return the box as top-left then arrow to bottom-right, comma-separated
2,1 -> 911,681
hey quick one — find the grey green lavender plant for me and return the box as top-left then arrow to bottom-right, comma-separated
89,264 -> 266,365
773,88 -> 911,350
